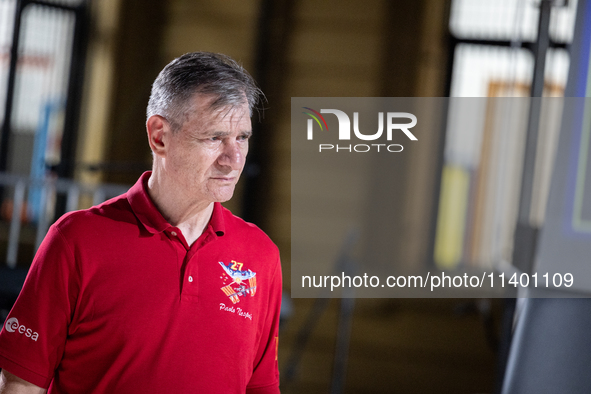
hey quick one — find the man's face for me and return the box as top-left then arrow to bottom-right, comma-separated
164,94 -> 252,205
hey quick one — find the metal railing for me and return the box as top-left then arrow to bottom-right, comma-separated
0,172 -> 128,268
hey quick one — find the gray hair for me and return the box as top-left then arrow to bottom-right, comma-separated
147,52 -> 263,131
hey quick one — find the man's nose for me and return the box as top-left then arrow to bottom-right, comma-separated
218,140 -> 246,169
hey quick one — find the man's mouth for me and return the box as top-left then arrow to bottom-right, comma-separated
211,176 -> 236,182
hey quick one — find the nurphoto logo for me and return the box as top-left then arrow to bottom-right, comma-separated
302,107 -> 417,153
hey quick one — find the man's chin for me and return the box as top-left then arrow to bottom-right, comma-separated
211,186 -> 236,203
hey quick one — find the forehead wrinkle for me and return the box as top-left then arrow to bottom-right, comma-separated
212,128 -> 252,135
180,94 -> 251,138
208,112 -> 251,136
200,111 -> 251,130
208,104 -> 250,124
186,112 -> 251,140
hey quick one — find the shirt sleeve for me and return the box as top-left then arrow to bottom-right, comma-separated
0,225 -> 79,388
246,254 -> 282,394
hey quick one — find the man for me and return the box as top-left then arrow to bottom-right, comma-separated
0,52 -> 282,393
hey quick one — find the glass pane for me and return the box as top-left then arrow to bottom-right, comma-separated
450,44 -> 534,97
549,0 -> 578,42
450,0 -> 577,43
0,0 -> 17,124
10,4 -> 75,176
450,0 -> 539,41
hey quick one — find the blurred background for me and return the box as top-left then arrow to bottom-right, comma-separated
0,0 -> 587,393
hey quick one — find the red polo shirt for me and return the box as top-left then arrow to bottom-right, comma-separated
0,172 -> 282,393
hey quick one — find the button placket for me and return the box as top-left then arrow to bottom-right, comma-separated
180,233 -> 212,303
180,247 -> 200,303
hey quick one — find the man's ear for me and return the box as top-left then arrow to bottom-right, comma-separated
146,115 -> 170,158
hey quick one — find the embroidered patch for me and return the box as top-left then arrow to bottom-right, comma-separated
219,260 -> 257,304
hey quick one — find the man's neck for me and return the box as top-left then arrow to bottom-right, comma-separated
147,171 -> 214,246
175,204 -> 214,246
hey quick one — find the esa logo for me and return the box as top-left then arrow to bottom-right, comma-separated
302,107 -> 417,153
4,317 -> 39,341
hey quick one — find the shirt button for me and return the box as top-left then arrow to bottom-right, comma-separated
188,276 -> 193,282
171,231 -> 177,237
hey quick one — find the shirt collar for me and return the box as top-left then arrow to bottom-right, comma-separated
127,171 -> 226,236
